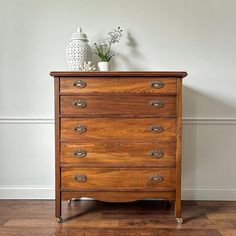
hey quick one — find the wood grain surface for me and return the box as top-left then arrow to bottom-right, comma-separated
0,200 -> 234,236
60,95 -> 176,117
61,167 -> 176,191
60,142 -> 176,167
51,72 -> 187,222
50,71 -> 188,77
61,191 -> 176,202
60,118 -> 176,142
60,77 -> 177,94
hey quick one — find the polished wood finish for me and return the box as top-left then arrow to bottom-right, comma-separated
60,77 -> 177,94
61,118 -> 176,142
50,71 -> 188,77
61,192 -> 176,202
50,71 -> 187,223
61,167 -> 176,190
54,78 -> 61,219
60,142 -> 176,167
61,95 -> 176,117
0,200 -> 235,236
175,79 -> 182,219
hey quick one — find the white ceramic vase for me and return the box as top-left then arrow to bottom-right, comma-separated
65,27 -> 92,71
98,62 -> 109,71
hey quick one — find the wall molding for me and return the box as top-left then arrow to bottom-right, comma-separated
0,186 -> 235,200
0,118 -> 54,124
0,117 -> 236,125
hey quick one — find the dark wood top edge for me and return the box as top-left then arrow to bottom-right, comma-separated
60,189 -> 176,192
50,71 -> 187,78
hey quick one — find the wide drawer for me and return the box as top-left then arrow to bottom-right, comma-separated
60,95 -> 176,117
61,167 -> 176,190
61,142 -> 176,167
60,118 -> 176,142
60,77 -> 177,94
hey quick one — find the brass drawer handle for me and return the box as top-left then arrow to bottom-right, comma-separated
149,100 -> 164,108
151,81 -> 164,89
74,125 -> 87,133
73,149 -> 87,158
73,99 -> 87,108
149,149 -> 164,158
150,125 -> 164,133
74,174 -> 87,183
149,174 -> 164,183
73,80 -> 87,88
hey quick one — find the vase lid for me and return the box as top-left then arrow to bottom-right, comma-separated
71,27 -> 89,42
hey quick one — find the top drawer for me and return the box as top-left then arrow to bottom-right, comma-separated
60,77 -> 177,94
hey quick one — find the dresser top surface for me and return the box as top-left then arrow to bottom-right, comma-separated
50,71 -> 187,78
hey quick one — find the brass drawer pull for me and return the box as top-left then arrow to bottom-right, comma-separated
151,81 -> 164,89
73,80 -> 87,88
73,99 -> 87,108
74,174 -> 87,183
74,125 -> 87,133
150,125 -> 164,133
149,149 -> 164,158
149,174 -> 164,183
73,149 -> 87,158
149,100 -> 164,108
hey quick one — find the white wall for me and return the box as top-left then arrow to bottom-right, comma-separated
0,0 -> 236,200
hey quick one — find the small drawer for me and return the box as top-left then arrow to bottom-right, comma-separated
60,142 -> 176,167
61,167 -> 176,190
60,77 -> 177,94
61,118 -> 176,142
60,95 -> 176,117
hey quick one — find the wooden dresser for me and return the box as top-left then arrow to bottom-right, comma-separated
50,71 -> 187,223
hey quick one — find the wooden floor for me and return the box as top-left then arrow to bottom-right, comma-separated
0,200 -> 235,236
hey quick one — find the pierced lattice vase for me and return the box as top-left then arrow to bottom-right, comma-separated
65,27 -> 92,71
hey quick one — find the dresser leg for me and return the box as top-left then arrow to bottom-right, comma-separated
175,199 -> 183,223
55,192 -> 62,223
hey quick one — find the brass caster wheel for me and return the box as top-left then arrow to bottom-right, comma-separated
176,218 -> 183,224
56,217 -> 63,223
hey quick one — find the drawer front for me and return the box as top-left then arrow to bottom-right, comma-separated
61,95 -> 176,117
61,118 -> 176,142
61,167 -> 176,190
60,77 -> 177,94
61,142 -> 176,167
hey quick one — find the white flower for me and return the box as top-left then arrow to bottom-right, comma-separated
107,27 -> 123,45
98,40 -> 109,47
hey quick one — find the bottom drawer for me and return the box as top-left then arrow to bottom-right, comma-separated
61,168 -> 176,191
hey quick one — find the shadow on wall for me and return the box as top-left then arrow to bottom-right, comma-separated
110,31 -> 146,71
183,86 -> 236,118
182,85 -> 236,192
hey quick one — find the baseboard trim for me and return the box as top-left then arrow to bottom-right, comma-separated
0,186 -> 235,200
0,186 -> 55,199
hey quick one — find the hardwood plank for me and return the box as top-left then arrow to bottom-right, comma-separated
0,200 -> 235,236
219,229 -> 236,236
